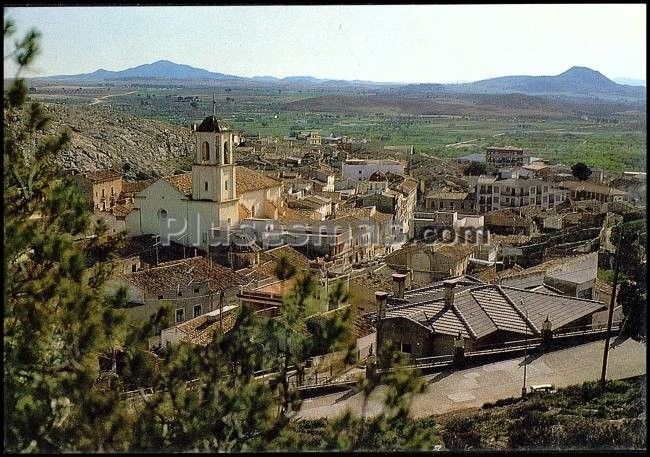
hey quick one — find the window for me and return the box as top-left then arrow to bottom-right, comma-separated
111,186 -> 114,196
194,287 -> 200,294
358,170 -> 362,174
201,141 -> 210,161
158,294 -> 164,300
159,209 -> 168,220
401,342 -> 412,354
223,141 -> 231,163
132,264 -> 137,272
101,188 -> 105,198
205,181 -> 209,191
225,179 -> 228,191
193,304 -> 202,318
177,290 -> 182,297
175,308 -> 185,323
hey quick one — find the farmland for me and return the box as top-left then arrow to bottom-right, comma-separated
24,81 -> 647,172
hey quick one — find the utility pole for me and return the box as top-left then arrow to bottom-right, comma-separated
600,222 -> 624,389
522,300 -> 528,398
219,291 -> 224,334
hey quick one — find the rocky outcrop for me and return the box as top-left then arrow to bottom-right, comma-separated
42,103 -> 193,178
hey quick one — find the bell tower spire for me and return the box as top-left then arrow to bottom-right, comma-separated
212,91 -> 216,118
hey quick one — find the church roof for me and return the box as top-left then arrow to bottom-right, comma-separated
161,167 -> 281,199
235,167 -> 282,195
164,173 -> 193,197
196,115 -> 227,133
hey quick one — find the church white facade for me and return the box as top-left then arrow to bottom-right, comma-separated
126,115 -> 282,249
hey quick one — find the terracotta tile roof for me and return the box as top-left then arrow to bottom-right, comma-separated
176,308 -> 238,346
277,206 -> 320,223
261,244 -> 310,270
393,177 -> 418,195
426,191 -> 470,200
560,180 -> 628,196
119,256 -> 248,295
310,305 -> 376,340
239,203 -> 251,219
112,201 -> 134,218
485,210 -> 531,227
83,169 -> 122,183
236,166 -> 282,195
122,179 -> 154,194
159,167 -> 280,199
493,254 -> 598,286
434,243 -> 474,261
164,173 -> 193,197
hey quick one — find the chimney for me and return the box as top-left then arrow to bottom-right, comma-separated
443,279 -> 456,309
375,291 -> 388,320
392,273 -> 407,299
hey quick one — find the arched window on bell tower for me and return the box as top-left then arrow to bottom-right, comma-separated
223,141 -> 230,164
201,141 -> 210,161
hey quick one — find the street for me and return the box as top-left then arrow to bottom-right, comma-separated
297,337 -> 646,419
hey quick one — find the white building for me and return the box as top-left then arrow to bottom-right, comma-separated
125,114 -> 282,249
342,158 -> 405,182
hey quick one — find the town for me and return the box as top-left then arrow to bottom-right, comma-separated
73,107 -> 645,394
4,4 -> 646,453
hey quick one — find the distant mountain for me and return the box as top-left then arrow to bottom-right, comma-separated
35,61 -> 645,100
442,67 -> 645,100
40,60 -> 242,81
613,77 -> 645,87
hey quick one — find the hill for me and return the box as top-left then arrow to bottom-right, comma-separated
39,60 -> 242,81
443,67 -> 645,100
282,92 -> 645,119
34,103 -> 193,177
35,61 -> 643,100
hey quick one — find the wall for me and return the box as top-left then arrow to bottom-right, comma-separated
342,161 -> 404,182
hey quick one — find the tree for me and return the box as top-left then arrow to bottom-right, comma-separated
463,161 -> 487,176
571,162 -> 592,181
3,18 -> 133,452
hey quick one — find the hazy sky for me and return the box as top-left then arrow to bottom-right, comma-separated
4,4 -> 646,83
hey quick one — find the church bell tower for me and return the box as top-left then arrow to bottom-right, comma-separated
191,94 -> 237,202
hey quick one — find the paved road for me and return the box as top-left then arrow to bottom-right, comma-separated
297,337 -> 646,419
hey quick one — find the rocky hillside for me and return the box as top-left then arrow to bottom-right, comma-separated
41,103 -> 193,178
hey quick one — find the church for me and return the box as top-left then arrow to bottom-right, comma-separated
126,113 -> 282,249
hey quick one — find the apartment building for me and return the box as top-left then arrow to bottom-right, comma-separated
473,176 -> 568,213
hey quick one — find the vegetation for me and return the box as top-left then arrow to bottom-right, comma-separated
4,18 -> 132,452
463,161 -> 487,176
281,376 -> 646,450
27,80 -> 646,173
572,162 -> 593,180
4,18 -> 434,452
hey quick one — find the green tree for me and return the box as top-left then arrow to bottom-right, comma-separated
463,161 -> 487,176
571,162 -> 592,181
3,18 -> 132,452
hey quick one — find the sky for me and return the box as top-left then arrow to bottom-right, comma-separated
4,4 -> 647,84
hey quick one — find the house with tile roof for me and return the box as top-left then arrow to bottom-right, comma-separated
375,274 -> 607,358
74,169 -> 123,212
124,114 -> 282,250
106,255 -> 251,326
